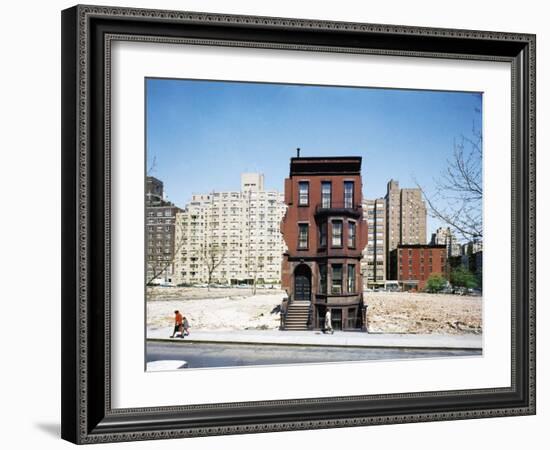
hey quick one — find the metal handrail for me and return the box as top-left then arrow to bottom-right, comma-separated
280,295 -> 290,330
307,303 -> 314,329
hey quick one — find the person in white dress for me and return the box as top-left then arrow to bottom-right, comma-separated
324,309 -> 334,334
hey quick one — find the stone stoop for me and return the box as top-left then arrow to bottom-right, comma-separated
283,300 -> 311,330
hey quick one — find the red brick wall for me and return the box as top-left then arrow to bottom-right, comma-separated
280,172 -> 367,293
281,174 -> 366,256
397,246 -> 447,291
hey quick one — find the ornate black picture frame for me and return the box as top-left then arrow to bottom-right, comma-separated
61,4 -> 536,444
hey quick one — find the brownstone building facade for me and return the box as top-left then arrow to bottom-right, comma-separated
389,244 -> 447,291
280,156 -> 368,331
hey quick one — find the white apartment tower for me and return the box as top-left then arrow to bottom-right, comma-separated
362,198 -> 387,288
241,173 -> 265,191
431,226 -> 462,257
174,174 -> 286,285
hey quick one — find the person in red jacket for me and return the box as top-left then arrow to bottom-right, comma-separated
170,310 -> 184,338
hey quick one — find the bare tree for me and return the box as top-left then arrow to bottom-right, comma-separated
416,124 -> 482,241
203,243 -> 227,290
249,256 -> 265,295
147,258 -> 174,286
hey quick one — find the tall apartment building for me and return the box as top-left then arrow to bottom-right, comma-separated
280,156 -> 368,331
431,226 -> 462,257
385,179 -> 427,279
173,173 -> 286,285
362,198 -> 386,288
145,176 -> 181,284
462,239 -> 483,255
146,176 -> 165,206
241,172 -> 264,191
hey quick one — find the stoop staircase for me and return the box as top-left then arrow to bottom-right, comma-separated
283,300 -> 311,330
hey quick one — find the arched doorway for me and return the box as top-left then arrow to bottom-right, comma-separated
294,264 -> 312,301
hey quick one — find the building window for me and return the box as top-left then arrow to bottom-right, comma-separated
321,182 -> 332,208
348,221 -> 356,248
332,220 -> 343,247
298,223 -> 309,249
319,264 -> 327,294
298,181 -> 309,206
347,264 -> 356,293
332,264 -> 343,294
344,181 -> 354,208
319,222 -> 327,247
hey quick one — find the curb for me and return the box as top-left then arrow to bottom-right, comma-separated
146,337 -> 482,352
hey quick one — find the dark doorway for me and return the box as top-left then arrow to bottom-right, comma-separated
316,306 -> 326,329
294,264 -> 312,301
331,308 -> 342,330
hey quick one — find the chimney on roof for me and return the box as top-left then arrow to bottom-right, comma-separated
296,147 -> 301,158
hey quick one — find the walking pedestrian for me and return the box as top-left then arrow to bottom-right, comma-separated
324,309 -> 334,335
182,316 -> 190,337
170,310 -> 183,338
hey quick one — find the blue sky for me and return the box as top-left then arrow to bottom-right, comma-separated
146,78 -> 482,240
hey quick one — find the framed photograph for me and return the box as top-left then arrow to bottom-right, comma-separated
61,4 -> 536,444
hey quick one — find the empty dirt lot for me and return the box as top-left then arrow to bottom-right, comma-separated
146,287 -> 482,334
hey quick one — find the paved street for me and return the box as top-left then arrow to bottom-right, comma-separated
146,340 -> 481,370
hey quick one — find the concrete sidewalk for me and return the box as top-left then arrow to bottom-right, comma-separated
147,328 -> 482,350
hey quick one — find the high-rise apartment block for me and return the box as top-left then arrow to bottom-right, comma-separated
145,176 -> 181,284
146,176 -> 164,206
462,240 -> 483,255
173,174 -> 286,285
362,198 -> 386,288
385,179 -> 427,279
431,226 -> 462,257
241,172 -> 265,191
